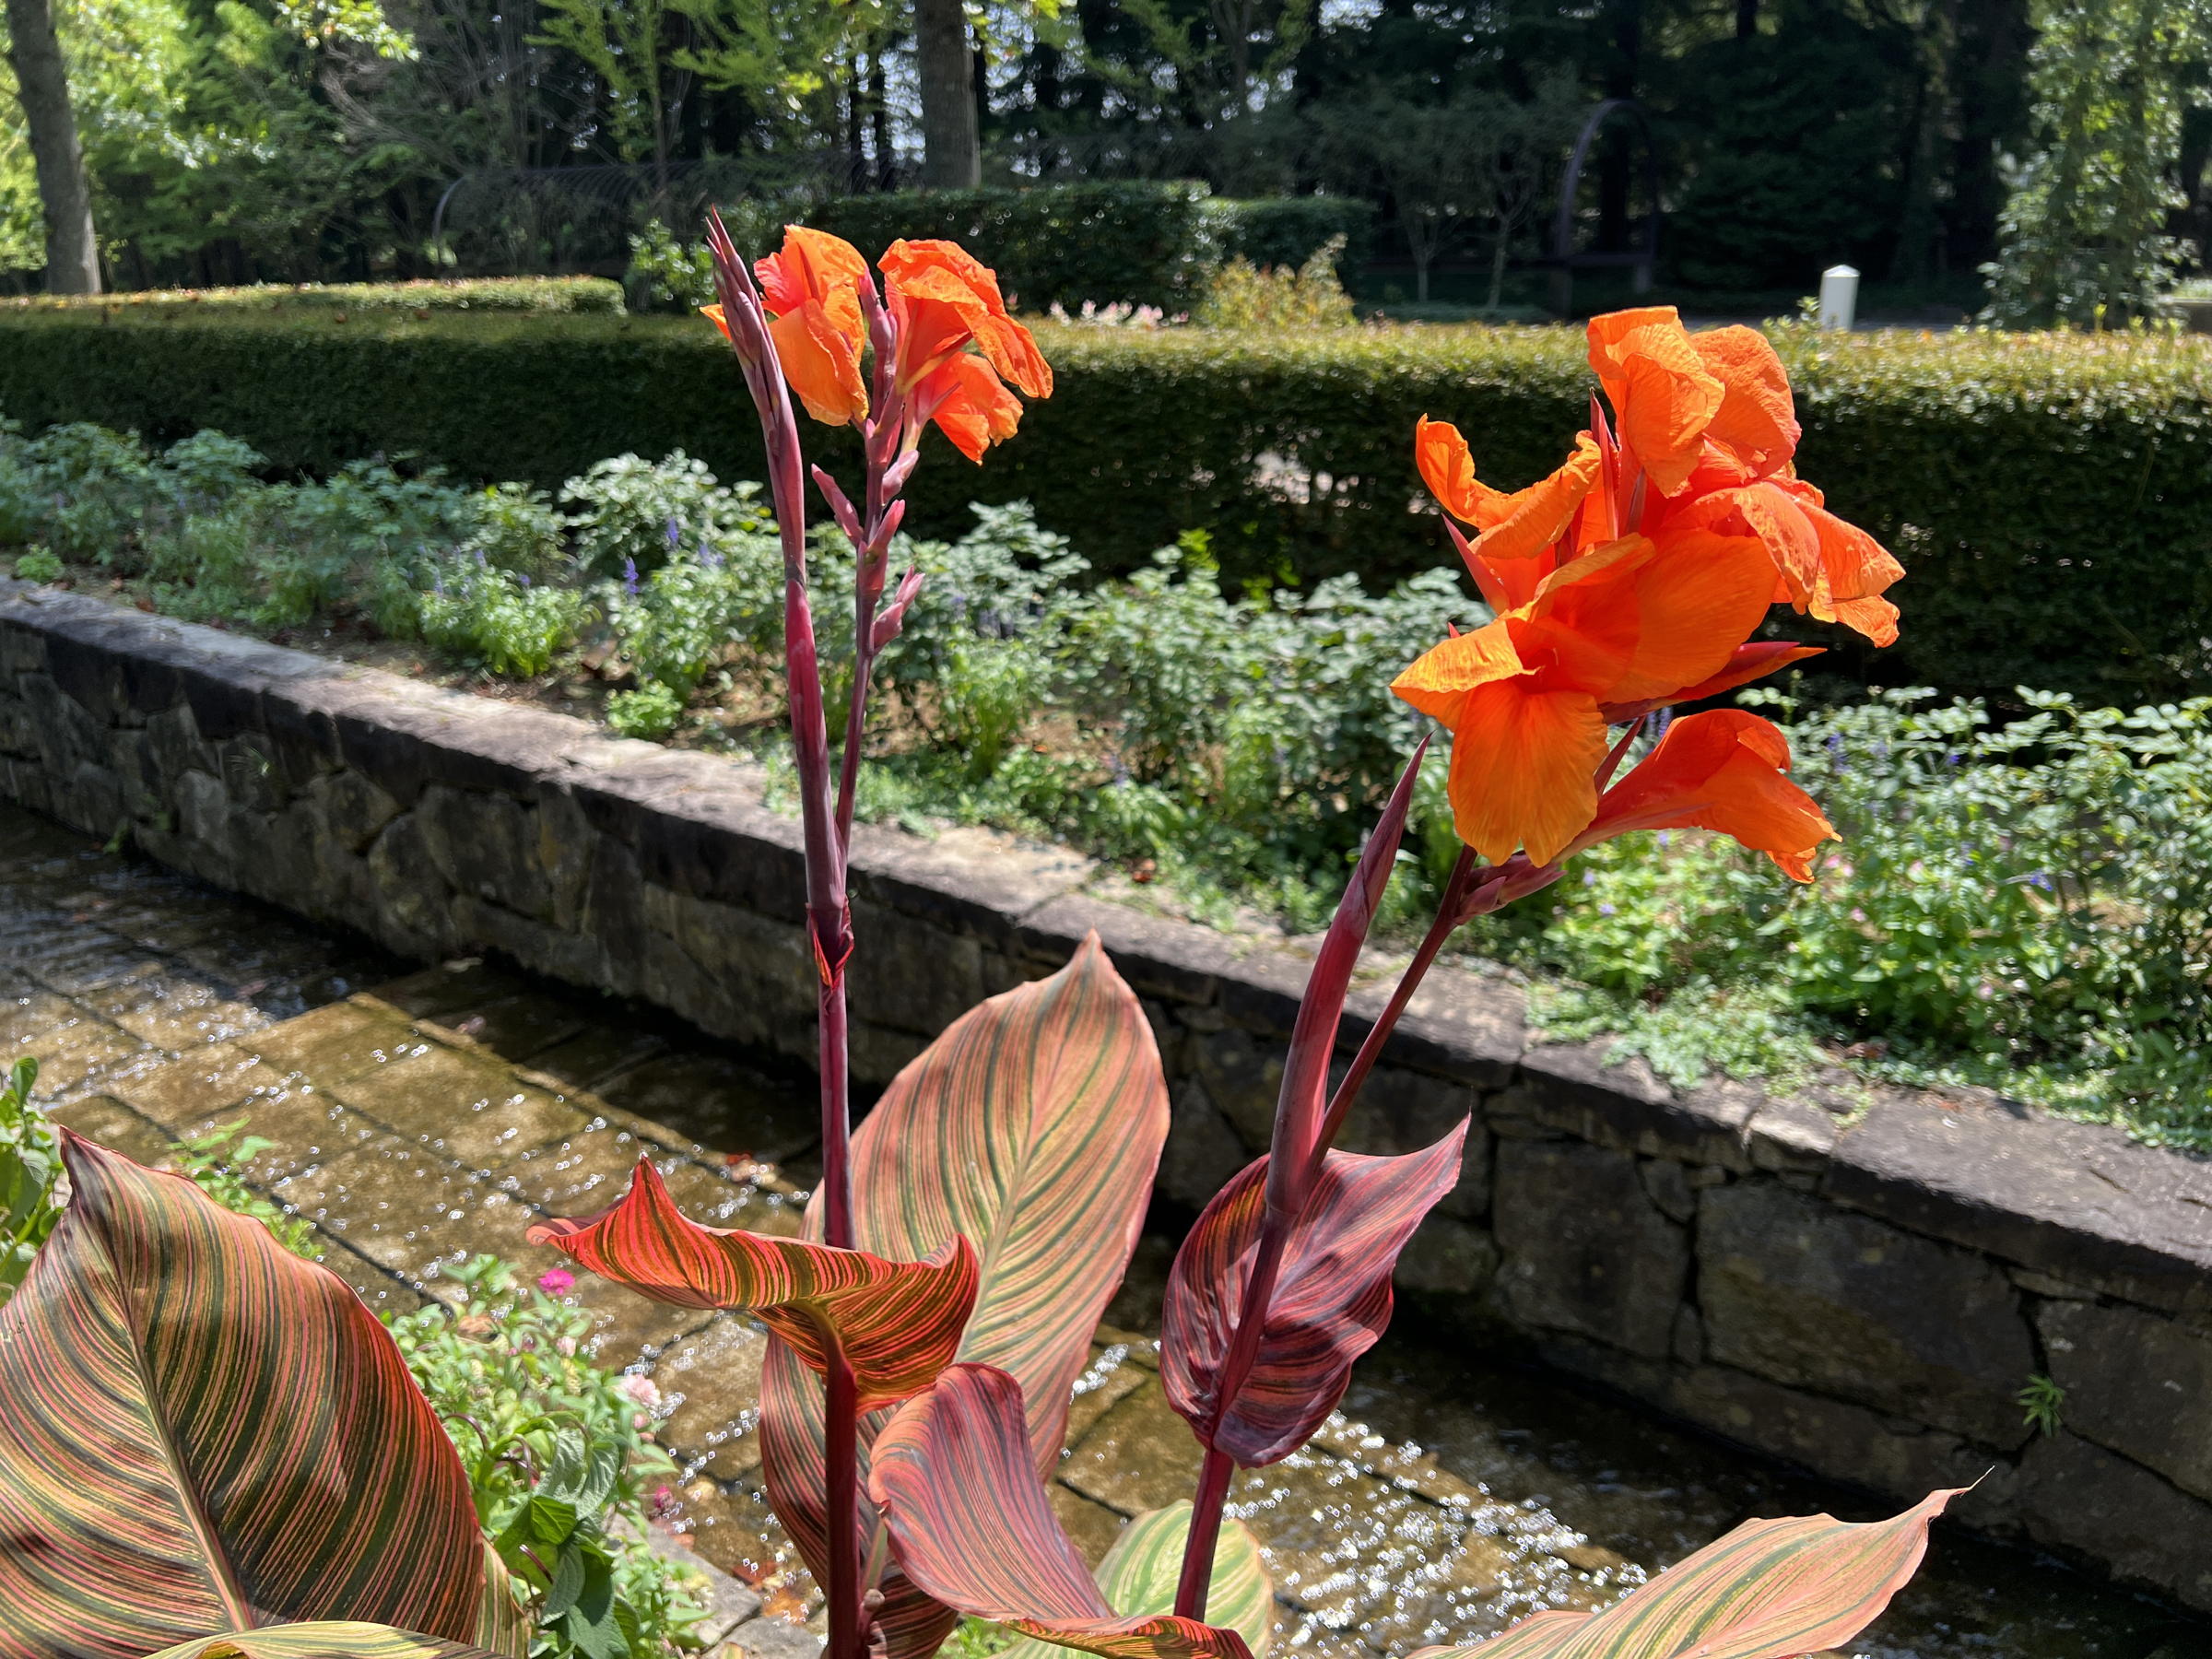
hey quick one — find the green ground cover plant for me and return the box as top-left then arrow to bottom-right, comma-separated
3,309 -> 2211,703
6,419 -> 2211,1147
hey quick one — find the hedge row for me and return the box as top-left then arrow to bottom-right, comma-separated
0,276 -> 626,315
792,183 -> 1373,311
3,305 -> 2208,703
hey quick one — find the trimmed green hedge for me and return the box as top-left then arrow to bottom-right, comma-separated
1,276 -> 625,315
3,305 -> 2208,702
794,184 -> 1372,311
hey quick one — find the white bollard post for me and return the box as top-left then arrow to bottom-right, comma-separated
1818,265 -> 1859,331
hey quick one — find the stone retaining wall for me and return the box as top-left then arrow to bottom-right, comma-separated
6,580 -> 2212,1612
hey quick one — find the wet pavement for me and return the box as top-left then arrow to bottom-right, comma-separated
3,802 -> 2204,1659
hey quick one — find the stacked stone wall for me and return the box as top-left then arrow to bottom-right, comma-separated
6,580 -> 2212,1610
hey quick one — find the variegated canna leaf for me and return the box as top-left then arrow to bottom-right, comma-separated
143,1625 -> 512,1659
762,935 -> 1171,1659
1000,1503 -> 1274,1659
1161,1126 -> 1466,1467
0,1134 -> 518,1659
870,1365 -> 1253,1659
527,1157 -> 979,1412
1409,1489 -> 1962,1659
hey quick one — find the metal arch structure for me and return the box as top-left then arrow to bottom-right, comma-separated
1548,99 -> 1661,316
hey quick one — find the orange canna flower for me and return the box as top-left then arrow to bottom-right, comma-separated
743,226 -> 872,427
1585,308 -> 1724,496
1424,308 -> 1901,644
879,240 -> 1053,403
912,352 -> 1025,463
1563,709 -> 1838,881
1391,528 -> 1778,865
1417,418 -> 1605,576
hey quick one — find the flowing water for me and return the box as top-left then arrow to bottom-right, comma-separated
1,799 -> 2203,1659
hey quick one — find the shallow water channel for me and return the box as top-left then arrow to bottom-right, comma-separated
0,799 -> 2203,1659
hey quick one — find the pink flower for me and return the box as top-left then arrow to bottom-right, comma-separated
536,1266 -> 576,1295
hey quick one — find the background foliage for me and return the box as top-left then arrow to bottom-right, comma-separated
6,306 -> 2212,703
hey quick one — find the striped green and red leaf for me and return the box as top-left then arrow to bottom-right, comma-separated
761,935 -> 1170,1659
0,1134 -> 519,1659
870,1365 -> 1253,1659
144,1626 -> 512,1659
1408,1488 -> 1962,1659
1160,1126 -> 1466,1467
999,1502 -> 1275,1659
527,1157 -> 979,1412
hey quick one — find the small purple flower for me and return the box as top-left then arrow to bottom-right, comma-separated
622,557 -> 641,598
1598,903 -> 1617,917
536,1266 -> 575,1295
516,572 -> 531,588
1649,706 -> 1674,746
665,516 -> 682,548
700,537 -> 724,572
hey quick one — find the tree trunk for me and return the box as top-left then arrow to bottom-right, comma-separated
915,0 -> 981,188
1488,236 -> 1507,311
3,0 -> 100,294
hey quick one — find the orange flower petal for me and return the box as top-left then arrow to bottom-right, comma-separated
753,226 -> 870,427
1737,479 -> 1904,645
916,352 -> 1024,463
756,226 -> 870,316
1606,524 -> 1784,703
1417,419 -> 1604,562
881,240 -> 1053,399
1693,326 -> 1800,476
1442,682 -> 1608,866
700,303 -> 732,342
1390,621 -> 1527,729
768,293 -> 871,427
1578,710 -> 1836,880
1587,308 -> 1724,497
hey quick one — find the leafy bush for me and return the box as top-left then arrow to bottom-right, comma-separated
9,306 -> 2210,703
0,1058 -> 55,1309
0,276 -> 626,314
627,221 -> 717,315
388,1255 -> 711,1656
1194,238 -> 1358,331
565,453 -> 771,581
797,182 -> 1222,311
1495,686 -> 2212,1146
422,558 -> 595,677
10,547 -> 61,582
1205,197 -> 1375,279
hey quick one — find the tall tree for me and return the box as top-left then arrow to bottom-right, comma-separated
1985,0 -> 2212,323
916,0 -> 979,185
3,0 -> 100,291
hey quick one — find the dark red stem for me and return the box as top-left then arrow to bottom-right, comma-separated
706,209 -> 865,1659
1171,1223 -> 1291,1620
1313,845 -> 1481,1152
1173,1444 -> 1240,1618
824,1335 -> 865,1659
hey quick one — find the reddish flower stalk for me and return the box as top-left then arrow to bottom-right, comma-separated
705,209 -> 867,1659
1173,745 -> 1428,1618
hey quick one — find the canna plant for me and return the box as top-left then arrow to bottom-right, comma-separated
0,1132 -> 529,1659
527,232 -> 1953,1659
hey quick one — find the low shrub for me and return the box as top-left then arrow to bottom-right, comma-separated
389,1254 -> 711,1656
1206,196 -> 1375,277
0,276 -> 626,315
794,182 -> 1221,311
1194,238 -> 1358,331
4,308 -> 2207,702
